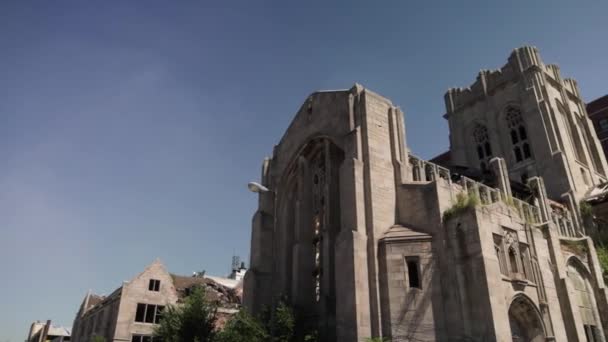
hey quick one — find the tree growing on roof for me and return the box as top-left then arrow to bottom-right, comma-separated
154,285 -> 217,342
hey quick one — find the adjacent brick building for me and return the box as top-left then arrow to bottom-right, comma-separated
71,260 -> 241,342
587,95 -> 608,160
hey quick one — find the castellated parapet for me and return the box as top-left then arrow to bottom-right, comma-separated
244,47 -> 608,342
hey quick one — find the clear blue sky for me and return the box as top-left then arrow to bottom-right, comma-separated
1,1 -> 607,340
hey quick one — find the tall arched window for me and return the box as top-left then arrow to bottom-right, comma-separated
506,107 -> 532,163
311,151 -> 326,303
473,124 -> 492,171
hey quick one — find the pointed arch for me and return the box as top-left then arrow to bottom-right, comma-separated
504,106 -> 533,164
566,256 -> 604,342
472,123 -> 492,171
508,293 -> 546,342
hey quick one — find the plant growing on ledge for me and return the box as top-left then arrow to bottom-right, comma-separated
443,192 -> 480,221
596,244 -> 608,283
580,200 -> 594,219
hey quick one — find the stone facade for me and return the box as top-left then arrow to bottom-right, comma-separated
244,47 -> 608,341
71,260 -> 240,342
587,95 -> 608,161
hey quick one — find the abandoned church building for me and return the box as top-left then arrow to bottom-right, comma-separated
243,47 -> 608,341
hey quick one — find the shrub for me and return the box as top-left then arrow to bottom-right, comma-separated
154,286 -> 217,342
443,192 -> 479,221
215,309 -> 268,342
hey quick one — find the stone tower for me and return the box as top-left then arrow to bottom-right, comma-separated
244,47 -> 608,342
243,85 -> 410,340
444,46 -> 608,232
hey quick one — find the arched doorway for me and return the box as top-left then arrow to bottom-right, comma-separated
508,295 -> 546,342
567,257 -> 604,342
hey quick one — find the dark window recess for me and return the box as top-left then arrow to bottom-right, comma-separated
155,306 -> 165,324
519,126 -> 527,140
135,304 -> 146,322
148,279 -> 160,291
514,148 -> 523,162
406,257 -> 421,289
511,130 -> 519,144
477,146 -> 484,159
145,305 -> 156,323
135,304 -> 163,324
509,249 -> 518,273
523,143 -> 531,159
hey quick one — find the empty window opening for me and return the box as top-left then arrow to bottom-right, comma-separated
509,248 -> 519,274
506,107 -> 532,163
406,257 -> 421,289
473,124 -> 492,171
148,279 -> 160,292
135,304 -> 165,324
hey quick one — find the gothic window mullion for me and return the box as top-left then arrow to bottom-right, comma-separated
311,148 -> 327,303
506,107 -> 532,163
474,124 -> 492,171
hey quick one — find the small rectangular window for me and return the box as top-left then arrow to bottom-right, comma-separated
149,279 -> 160,291
135,303 -> 146,322
405,256 -> 421,289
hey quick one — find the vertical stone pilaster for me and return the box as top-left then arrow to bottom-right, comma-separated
528,177 -> 551,222
490,157 -> 512,199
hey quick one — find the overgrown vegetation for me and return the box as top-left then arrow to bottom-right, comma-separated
443,192 -> 480,221
215,309 -> 268,342
596,244 -> 608,283
561,240 -> 588,257
154,286 -> 217,342
580,200 -> 594,218
154,287 -> 319,342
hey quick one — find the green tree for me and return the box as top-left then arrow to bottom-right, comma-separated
214,309 -> 268,342
271,301 -> 295,342
154,285 -> 217,342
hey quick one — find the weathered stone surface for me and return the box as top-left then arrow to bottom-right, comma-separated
244,47 -> 608,341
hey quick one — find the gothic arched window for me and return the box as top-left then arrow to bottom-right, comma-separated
473,124 -> 492,171
506,107 -> 532,163
311,151 -> 326,303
